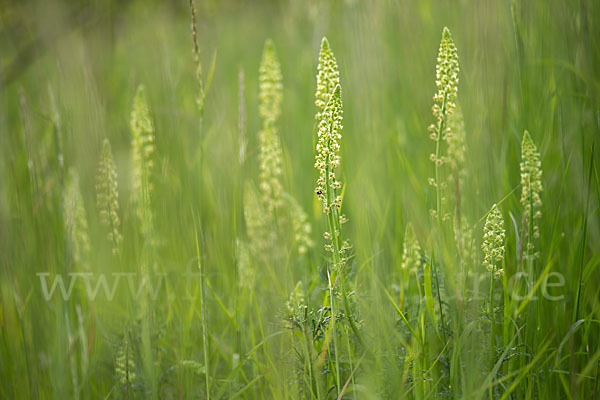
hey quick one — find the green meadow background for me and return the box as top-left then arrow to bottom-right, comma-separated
1,0 -> 599,398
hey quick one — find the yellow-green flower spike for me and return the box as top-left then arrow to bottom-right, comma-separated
130,85 -> 155,238
433,27 -> 459,123
520,130 -> 543,250
259,39 -> 283,128
315,84 -> 343,214
258,40 -> 284,215
428,27 -> 460,221
130,85 -> 155,199
482,204 -> 505,278
315,37 -> 340,121
96,139 -> 122,255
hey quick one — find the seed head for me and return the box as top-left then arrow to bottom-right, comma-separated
482,204 -> 505,277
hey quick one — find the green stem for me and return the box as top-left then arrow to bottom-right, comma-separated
489,269 -> 495,400
434,93 -> 448,221
194,221 -> 210,400
325,141 -> 343,394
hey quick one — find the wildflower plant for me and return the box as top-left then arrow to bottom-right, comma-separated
96,138 -> 122,255
315,38 -> 350,270
428,27 -> 459,221
520,130 -> 543,256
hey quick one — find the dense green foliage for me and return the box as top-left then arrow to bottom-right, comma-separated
1,0 -> 600,398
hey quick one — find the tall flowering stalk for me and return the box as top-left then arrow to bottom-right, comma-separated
314,38 -> 355,395
315,38 -> 349,271
482,203 -> 505,374
520,131 -> 543,258
258,39 -> 284,217
428,27 -> 459,221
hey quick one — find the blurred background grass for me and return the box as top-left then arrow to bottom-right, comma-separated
1,0 -> 599,398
